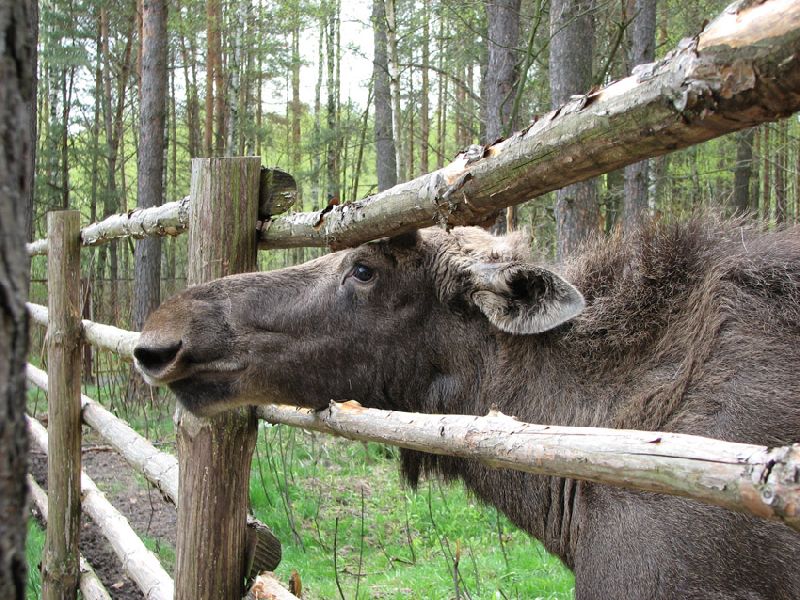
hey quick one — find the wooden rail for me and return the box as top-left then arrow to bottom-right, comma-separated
27,416 -> 175,600
257,402 -> 800,532
27,476 -> 113,600
27,1 -> 800,255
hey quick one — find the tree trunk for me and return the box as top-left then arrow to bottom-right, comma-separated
130,0 -> 167,402
204,0 -> 220,156
386,0 -> 404,182
550,0 -> 600,259
290,13 -> 303,264
775,119 -> 787,223
373,0 -> 397,191
420,0 -> 430,174
326,4 -> 340,201
132,0 -> 167,329
762,125 -> 771,220
0,0 -> 36,596
732,128 -> 755,215
485,0 -> 521,142
485,0 -> 521,234
623,0 -> 657,230
311,17 -> 324,210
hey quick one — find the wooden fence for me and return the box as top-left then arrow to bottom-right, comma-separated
24,2 -> 800,598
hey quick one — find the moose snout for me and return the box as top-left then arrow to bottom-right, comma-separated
133,333 -> 187,385
134,340 -> 182,373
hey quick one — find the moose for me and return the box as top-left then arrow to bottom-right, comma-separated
135,218 -> 800,599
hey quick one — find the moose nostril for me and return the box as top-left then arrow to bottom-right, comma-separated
134,341 -> 182,372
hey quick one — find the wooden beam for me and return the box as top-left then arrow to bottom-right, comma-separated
257,401 -> 800,532
175,157 -> 261,600
43,210 -> 82,600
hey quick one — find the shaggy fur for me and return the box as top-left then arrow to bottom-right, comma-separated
137,218 -> 800,599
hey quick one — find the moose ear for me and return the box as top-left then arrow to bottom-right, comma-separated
468,262 -> 584,334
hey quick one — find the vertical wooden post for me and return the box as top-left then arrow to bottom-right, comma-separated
175,157 -> 261,599
43,210 -> 82,600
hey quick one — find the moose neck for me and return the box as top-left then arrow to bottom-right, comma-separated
404,326 -> 608,568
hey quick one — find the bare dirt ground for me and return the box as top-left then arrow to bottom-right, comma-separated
29,428 -> 177,600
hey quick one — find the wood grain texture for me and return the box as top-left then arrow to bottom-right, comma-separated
175,157 -> 261,600
43,211 -> 82,600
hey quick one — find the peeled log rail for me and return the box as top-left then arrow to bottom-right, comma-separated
27,476 -> 113,600
25,363 -> 282,576
260,0 -> 800,249
28,302 -> 139,359
26,2 -> 800,257
257,401 -> 800,532
26,415 -> 175,600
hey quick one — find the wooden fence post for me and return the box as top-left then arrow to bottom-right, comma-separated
175,157 -> 261,599
43,210 -> 82,600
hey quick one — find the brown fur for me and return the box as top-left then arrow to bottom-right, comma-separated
136,218 -> 800,599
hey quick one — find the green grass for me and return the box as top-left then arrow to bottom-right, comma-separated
143,535 -> 176,573
26,520 -> 45,599
250,425 -> 574,600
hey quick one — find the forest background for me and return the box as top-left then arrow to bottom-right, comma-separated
33,0 -> 796,330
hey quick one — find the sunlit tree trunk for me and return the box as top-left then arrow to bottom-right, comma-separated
326,1 -> 340,201
386,0 -> 405,182
732,128 -> 755,216
762,125 -> 771,221
373,0 -> 397,191
420,0 -> 430,174
775,120 -> 787,224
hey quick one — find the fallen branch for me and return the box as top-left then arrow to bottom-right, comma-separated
257,401 -> 800,532
27,475 -> 113,600
259,0 -> 800,249
25,363 -> 282,576
26,416 -> 174,600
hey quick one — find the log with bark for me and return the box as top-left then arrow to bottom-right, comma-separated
26,167 -> 296,255
25,1 -> 800,257
257,401 -> 800,532
244,572 -> 300,600
28,303 -> 139,359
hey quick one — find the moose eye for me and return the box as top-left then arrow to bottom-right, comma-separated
352,263 -> 375,282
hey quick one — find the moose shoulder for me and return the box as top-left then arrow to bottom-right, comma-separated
135,219 -> 800,599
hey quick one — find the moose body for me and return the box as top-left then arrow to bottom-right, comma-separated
136,219 -> 800,599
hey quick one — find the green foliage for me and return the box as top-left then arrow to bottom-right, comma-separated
250,426 -> 574,599
25,520 -> 45,600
